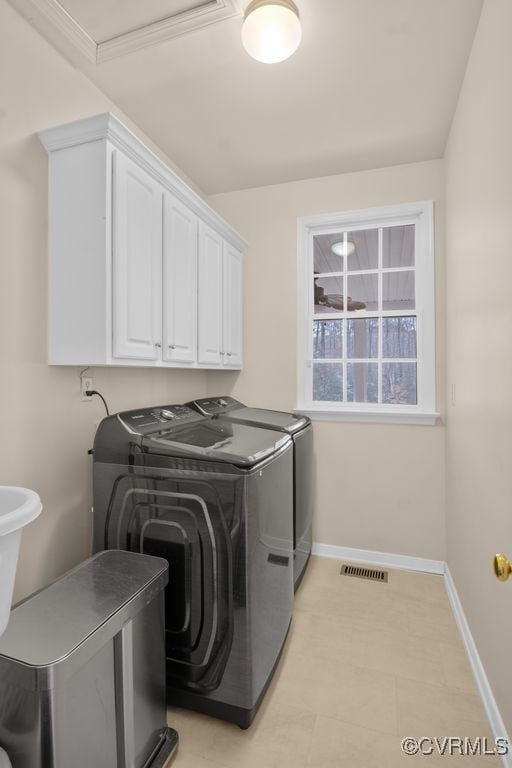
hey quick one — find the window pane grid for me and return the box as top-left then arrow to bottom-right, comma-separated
311,223 -> 419,406
377,228 -> 383,403
314,358 -> 417,364
315,266 -> 416,279
314,273 -> 344,280
314,310 -> 418,319
342,234 -> 348,402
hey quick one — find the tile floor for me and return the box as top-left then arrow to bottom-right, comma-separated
167,556 -> 501,766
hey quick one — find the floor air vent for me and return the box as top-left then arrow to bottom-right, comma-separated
340,564 -> 388,582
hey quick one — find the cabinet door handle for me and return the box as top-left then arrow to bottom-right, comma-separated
155,342 -> 162,348
168,344 -> 175,350
220,352 -> 225,356
226,352 -> 232,357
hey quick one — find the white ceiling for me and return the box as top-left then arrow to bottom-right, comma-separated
15,0 -> 484,194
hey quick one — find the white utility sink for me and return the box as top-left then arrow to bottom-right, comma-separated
0,487 -> 42,636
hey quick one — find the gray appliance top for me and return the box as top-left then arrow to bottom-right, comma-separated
147,418 -> 291,467
0,550 -> 167,668
113,404 -> 292,467
187,397 -> 310,434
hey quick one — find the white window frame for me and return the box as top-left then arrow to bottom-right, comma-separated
296,201 -> 438,425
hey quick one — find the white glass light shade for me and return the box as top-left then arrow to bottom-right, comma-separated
331,240 -> 356,257
242,0 -> 302,64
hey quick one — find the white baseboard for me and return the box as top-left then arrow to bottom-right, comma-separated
311,542 -> 445,575
444,567 -> 511,767
312,542 -> 510,766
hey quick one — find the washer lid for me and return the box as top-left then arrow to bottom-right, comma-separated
225,407 -> 309,434
187,397 -> 309,434
144,419 -> 291,468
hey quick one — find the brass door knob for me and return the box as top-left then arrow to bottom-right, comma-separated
494,554 -> 512,581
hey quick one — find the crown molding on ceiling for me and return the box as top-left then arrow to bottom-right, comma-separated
8,0 -> 97,62
7,0 -> 244,64
97,1 -> 243,62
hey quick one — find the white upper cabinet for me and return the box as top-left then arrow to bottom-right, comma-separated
198,223 -> 223,366
223,242 -> 243,368
198,225 -> 243,368
163,192 -> 198,364
112,151 -> 163,361
38,113 -> 246,368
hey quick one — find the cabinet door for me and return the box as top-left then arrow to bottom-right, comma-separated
197,223 -> 223,366
162,193 -> 198,363
222,243 -> 243,368
112,151 -> 162,361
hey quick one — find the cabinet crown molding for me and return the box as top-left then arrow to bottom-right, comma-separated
38,112 -> 247,253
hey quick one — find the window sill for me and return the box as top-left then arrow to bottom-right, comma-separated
294,407 -> 440,426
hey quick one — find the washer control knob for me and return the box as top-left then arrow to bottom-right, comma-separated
217,399 -> 228,406
160,409 -> 175,420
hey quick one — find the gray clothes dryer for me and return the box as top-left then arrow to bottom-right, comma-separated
92,404 -> 294,728
186,397 -> 313,590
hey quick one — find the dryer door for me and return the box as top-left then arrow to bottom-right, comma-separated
104,474 -> 234,692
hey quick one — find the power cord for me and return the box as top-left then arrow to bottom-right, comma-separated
85,390 -> 110,416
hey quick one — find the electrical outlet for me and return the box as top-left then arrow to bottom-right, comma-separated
80,375 -> 93,402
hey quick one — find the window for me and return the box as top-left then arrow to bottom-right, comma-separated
297,202 -> 437,424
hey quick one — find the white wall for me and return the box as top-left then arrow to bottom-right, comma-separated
208,160 -> 446,560
445,0 -> 512,731
0,0 -> 208,601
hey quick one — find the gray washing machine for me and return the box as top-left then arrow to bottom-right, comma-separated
186,397 -> 313,590
92,404 -> 294,728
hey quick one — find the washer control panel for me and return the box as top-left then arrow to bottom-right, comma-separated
118,404 -> 201,435
188,396 -> 241,416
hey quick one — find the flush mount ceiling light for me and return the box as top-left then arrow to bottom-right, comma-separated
242,0 -> 302,64
331,240 -> 356,257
